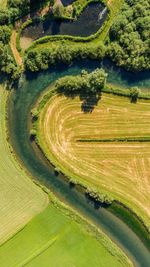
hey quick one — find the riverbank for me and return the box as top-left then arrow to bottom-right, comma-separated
34,83 -> 150,246
7,64 -> 150,267
0,188 -> 133,267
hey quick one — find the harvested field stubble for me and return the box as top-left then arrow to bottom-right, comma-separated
38,93 -> 150,227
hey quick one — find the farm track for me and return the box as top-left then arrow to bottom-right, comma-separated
0,84 -> 48,245
39,93 -> 150,227
10,31 -> 23,67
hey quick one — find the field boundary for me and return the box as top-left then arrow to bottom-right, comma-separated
31,83 -> 150,249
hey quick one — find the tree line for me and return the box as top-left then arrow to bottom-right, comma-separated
0,25 -> 21,80
24,43 -> 105,72
56,68 -> 107,95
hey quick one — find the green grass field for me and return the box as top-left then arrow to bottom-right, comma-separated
0,84 -> 48,245
38,93 -> 150,228
0,201 -> 132,267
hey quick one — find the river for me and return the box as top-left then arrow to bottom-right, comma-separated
8,60 -> 150,267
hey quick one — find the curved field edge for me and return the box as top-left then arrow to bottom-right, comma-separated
0,82 -> 48,245
38,93 -> 150,228
0,190 -> 133,267
34,86 -> 150,244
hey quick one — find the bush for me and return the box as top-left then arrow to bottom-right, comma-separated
130,87 -> 141,102
0,25 -> 11,44
30,129 -> 37,139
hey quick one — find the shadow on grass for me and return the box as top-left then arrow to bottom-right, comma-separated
58,89 -> 102,113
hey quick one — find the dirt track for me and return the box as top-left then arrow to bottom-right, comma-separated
10,31 -> 23,67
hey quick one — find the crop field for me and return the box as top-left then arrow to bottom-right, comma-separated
38,93 -> 150,227
0,204 -> 132,267
0,84 -> 48,245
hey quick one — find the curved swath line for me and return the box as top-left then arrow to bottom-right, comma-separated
40,94 -> 150,222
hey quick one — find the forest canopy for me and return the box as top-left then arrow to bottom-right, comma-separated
108,0 -> 150,71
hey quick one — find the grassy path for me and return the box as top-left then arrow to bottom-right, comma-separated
10,31 -> 23,67
0,83 -> 48,245
38,93 -> 150,228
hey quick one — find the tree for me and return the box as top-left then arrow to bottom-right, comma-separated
0,26 -> 11,44
53,4 -> 64,18
55,68 -> 107,95
130,86 -> 140,102
0,10 -> 9,25
88,68 -> 107,93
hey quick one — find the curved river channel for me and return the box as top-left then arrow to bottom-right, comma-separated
8,60 -> 150,267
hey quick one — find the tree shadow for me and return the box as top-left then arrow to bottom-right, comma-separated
84,192 -> 110,210
61,0 -> 75,7
58,89 -> 102,113
130,96 -> 138,104
80,92 -> 101,113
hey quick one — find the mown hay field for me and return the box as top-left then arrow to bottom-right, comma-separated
0,0 -> 7,8
38,93 -> 150,227
0,84 -> 48,245
0,204 -> 132,267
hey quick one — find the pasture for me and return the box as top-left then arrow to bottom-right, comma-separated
0,204 -> 132,267
38,93 -> 150,228
0,84 -> 48,245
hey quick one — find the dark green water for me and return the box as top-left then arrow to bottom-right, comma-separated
8,61 -> 150,267
21,3 -> 108,41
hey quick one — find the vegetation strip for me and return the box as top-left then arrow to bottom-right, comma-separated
108,201 -> 150,249
77,137 -> 150,142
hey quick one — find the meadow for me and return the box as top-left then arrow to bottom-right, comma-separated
0,84 -> 48,245
38,93 -> 150,228
0,199 -> 132,267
